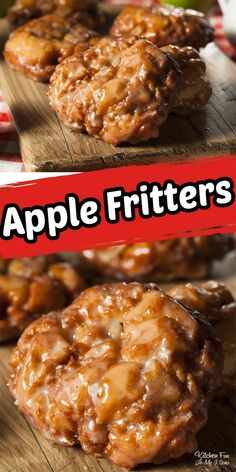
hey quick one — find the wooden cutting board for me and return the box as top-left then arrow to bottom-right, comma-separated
0,257 -> 236,472
0,15 -> 236,172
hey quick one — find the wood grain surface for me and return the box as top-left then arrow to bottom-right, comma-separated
0,16 -> 236,172
0,260 -> 236,472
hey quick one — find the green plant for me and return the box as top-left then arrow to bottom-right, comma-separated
163,0 -> 215,12
0,0 -> 15,18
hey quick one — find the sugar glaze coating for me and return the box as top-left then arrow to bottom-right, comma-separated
9,282 -> 222,468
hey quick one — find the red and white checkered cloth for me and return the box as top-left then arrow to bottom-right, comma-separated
0,2 -> 235,172
210,4 -> 236,60
0,93 -> 24,171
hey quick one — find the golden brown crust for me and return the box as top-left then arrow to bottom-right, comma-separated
168,280 -> 236,324
168,281 -> 236,397
80,235 -> 235,282
7,0 -> 104,30
161,45 -> 212,115
110,5 -> 214,49
7,254 -> 60,277
4,14 -> 99,82
49,38 -> 212,144
9,282 -> 222,468
49,36 -> 179,144
0,255 -> 85,342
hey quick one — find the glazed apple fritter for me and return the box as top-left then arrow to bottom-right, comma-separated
4,14 -> 99,81
168,281 -> 236,397
49,36 -> 180,144
0,257 -> 8,274
162,44 -> 212,115
7,0 -> 104,30
0,255 -> 85,342
49,36 -> 212,145
110,4 -> 214,50
80,234 -> 235,282
9,282 -> 222,468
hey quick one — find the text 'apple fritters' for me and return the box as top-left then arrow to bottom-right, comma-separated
110,4 -> 214,49
4,14 -> 99,81
9,282 -> 222,468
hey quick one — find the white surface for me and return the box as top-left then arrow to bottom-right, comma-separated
0,172 -> 77,185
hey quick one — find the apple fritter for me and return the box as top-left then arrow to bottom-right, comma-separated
0,255 -> 85,341
49,37 -> 213,144
162,45 -> 212,115
110,4 -> 214,49
9,282 -> 222,467
168,281 -> 236,397
4,14 -> 99,81
49,36 -> 179,144
7,0 -> 104,30
80,234 -> 235,282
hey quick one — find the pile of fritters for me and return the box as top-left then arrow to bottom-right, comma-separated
1,236 -> 236,468
8,280 -> 236,467
2,4 -> 236,468
4,0 -> 215,144
1,235 -> 234,343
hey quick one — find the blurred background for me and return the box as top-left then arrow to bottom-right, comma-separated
0,0 -> 221,18
0,1 -> 235,55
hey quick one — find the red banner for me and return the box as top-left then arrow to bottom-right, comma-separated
0,155 -> 236,258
